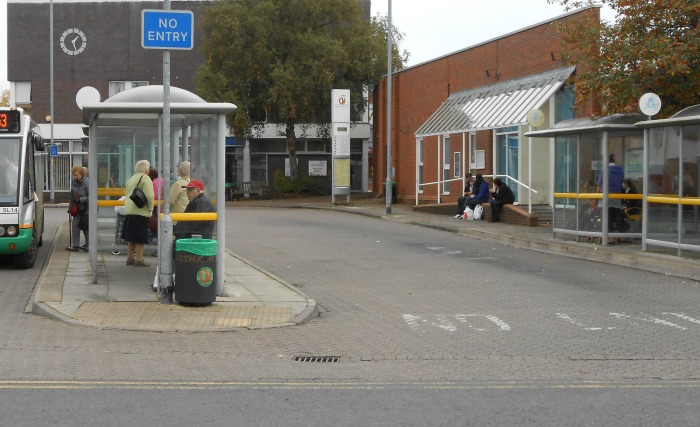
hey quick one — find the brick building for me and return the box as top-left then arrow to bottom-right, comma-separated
373,6 -> 600,208
7,0 -> 373,198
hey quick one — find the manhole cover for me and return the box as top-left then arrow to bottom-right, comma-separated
293,356 -> 339,363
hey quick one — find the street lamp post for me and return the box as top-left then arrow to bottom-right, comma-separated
385,0 -> 392,214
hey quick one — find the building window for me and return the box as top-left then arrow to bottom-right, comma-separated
418,139 -> 424,193
12,81 -> 32,105
555,85 -> 575,123
109,81 -> 149,97
442,136 -> 450,194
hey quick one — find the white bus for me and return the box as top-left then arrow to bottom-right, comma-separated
0,108 -> 45,268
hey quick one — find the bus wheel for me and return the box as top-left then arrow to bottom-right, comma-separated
15,230 -> 38,269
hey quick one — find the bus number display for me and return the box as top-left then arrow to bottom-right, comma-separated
0,110 -> 21,133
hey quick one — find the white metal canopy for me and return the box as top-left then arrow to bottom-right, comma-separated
415,66 -> 576,137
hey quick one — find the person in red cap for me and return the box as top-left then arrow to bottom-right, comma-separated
173,179 -> 216,239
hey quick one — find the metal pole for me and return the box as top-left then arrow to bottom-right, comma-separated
528,125 -> 532,214
159,0 -> 174,304
49,0 -> 55,204
385,0 -> 392,214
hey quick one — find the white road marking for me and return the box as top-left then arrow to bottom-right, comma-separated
556,313 -> 613,330
662,313 -> 700,325
609,312 -> 687,330
455,314 -> 511,331
403,314 -> 511,333
433,315 -> 457,333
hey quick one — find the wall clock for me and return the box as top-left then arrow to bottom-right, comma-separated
60,28 -> 87,56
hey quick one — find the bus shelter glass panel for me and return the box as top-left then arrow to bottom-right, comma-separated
189,117 -> 217,194
94,125 -> 160,253
679,124 -> 700,248
646,127 -> 681,245
553,134 -> 577,230
96,127 -> 159,188
188,117 -> 219,235
609,131 -> 644,236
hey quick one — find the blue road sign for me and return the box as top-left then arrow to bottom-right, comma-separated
49,145 -> 58,157
142,9 -> 194,50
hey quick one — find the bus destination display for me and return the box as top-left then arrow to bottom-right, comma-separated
0,110 -> 21,133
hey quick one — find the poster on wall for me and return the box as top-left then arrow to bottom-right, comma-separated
625,149 -> 643,179
309,160 -> 327,176
333,158 -> 350,187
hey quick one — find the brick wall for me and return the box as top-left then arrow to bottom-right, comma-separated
8,1 -> 209,124
374,7 -> 600,205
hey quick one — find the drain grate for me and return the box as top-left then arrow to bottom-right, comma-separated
293,355 -> 340,363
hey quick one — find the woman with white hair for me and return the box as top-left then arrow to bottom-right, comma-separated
122,160 -> 155,267
169,161 -> 191,215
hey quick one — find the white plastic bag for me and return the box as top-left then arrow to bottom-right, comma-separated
463,206 -> 474,220
473,204 -> 483,220
115,196 -> 127,216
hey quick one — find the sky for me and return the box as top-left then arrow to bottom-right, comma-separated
0,0 -> 616,93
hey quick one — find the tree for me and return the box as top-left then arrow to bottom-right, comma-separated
549,0 -> 700,117
0,90 -> 9,107
195,0 -> 407,178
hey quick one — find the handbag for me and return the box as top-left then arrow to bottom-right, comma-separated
129,176 -> 147,208
149,211 -> 159,231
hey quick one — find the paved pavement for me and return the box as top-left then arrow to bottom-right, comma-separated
31,195 -> 700,332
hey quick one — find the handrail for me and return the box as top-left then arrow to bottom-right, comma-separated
484,174 -> 538,194
647,196 -> 700,206
554,192 -> 643,200
553,193 -> 700,205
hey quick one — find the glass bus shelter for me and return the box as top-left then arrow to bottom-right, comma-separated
80,86 -> 236,293
636,105 -> 700,257
526,114 -> 646,246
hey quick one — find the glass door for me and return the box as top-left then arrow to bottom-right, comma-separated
496,127 -> 519,199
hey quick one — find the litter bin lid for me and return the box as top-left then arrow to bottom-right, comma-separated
176,238 -> 217,256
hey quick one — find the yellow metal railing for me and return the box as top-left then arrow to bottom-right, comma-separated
554,192 -> 699,205
96,187 -> 216,221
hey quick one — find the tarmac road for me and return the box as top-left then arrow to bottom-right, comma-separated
2,204 -> 699,425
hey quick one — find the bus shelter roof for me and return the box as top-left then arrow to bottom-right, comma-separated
525,113 -> 646,138
636,104 -> 700,129
81,85 -> 236,126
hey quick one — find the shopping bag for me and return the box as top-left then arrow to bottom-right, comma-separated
463,206 -> 474,220
473,204 -> 483,220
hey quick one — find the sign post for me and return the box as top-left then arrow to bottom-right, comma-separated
331,89 -> 351,205
142,5 -> 193,303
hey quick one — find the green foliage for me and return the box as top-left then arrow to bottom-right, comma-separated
0,90 -> 9,107
549,0 -> 700,117
273,170 -> 327,195
195,0 -> 407,177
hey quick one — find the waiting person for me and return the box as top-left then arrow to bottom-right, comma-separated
620,178 -> 641,233
122,160 -> 155,267
66,165 -> 89,252
174,180 -> 216,239
467,174 -> 490,213
453,173 -> 474,219
597,154 -> 625,237
169,161 -> 191,217
489,177 -> 515,223
149,167 -> 164,200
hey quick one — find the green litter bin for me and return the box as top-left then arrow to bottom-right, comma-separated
175,238 -> 217,305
